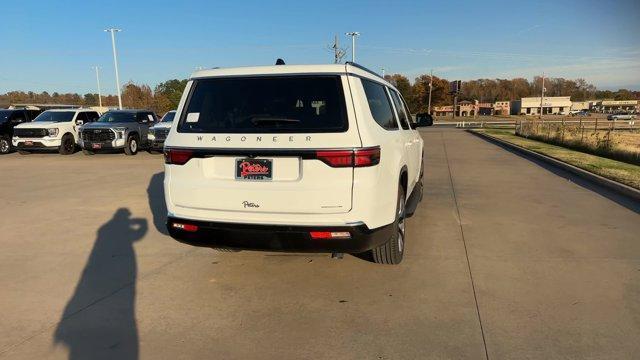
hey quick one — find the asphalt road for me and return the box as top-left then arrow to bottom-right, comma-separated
0,128 -> 638,359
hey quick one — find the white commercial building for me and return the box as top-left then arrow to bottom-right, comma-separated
511,96 -> 572,115
570,100 -> 597,111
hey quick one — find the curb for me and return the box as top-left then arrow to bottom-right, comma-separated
467,129 -> 640,203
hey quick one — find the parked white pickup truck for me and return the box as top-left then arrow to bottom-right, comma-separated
12,109 -> 101,154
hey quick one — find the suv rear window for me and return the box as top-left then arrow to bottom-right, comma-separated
178,76 -> 348,133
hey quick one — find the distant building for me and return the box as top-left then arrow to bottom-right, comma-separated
511,96 -> 572,115
478,102 -> 494,116
493,101 -> 510,116
457,100 -> 475,116
593,100 -> 638,113
570,101 -> 597,111
433,102 -> 477,117
433,105 -> 453,116
434,100 -> 507,116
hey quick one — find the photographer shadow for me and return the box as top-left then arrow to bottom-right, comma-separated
147,172 -> 168,235
53,208 -> 147,360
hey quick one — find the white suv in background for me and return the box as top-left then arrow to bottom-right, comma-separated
148,110 -> 176,152
12,109 -> 100,154
164,63 -> 426,264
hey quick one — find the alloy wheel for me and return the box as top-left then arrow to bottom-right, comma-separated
0,139 -> 9,153
397,195 -> 405,253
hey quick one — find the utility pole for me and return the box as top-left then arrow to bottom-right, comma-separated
428,69 -> 433,115
539,72 -> 545,120
331,35 -> 346,64
345,32 -> 360,62
105,28 -> 123,110
454,95 -> 458,120
92,66 -> 102,108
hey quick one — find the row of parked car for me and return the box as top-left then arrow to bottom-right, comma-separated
0,108 -> 176,155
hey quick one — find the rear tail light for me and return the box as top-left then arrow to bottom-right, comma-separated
315,150 -> 353,167
354,147 -> 381,167
310,231 -> 351,240
164,148 -> 194,165
315,146 -> 380,168
172,222 -> 198,232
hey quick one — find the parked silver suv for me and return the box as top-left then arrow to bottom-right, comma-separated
79,110 -> 157,155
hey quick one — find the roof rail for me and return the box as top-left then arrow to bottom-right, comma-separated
345,62 -> 384,80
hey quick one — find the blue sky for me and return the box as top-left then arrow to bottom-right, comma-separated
1,0 -> 639,94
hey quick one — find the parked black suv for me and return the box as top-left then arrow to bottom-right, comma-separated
79,110 -> 158,155
0,109 -> 43,154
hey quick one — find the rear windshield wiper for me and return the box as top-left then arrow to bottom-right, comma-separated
250,117 -> 301,126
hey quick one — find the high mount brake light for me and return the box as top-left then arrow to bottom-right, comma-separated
164,149 -> 194,165
315,146 -> 380,168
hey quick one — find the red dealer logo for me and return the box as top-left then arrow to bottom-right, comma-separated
236,158 -> 273,180
239,161 -> 270,177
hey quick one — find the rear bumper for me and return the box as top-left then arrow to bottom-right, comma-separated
166,216 -> 393,253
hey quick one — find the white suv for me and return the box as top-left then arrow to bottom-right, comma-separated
163,63 -> 425,264
13,109 -> 100,154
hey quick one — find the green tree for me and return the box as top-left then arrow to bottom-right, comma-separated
154,79 -> 187,112
122,81 -> 154,110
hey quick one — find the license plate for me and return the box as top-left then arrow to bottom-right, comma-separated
92,143 -> 102,149
236,158 -> 273,181
24,141 -> 33,146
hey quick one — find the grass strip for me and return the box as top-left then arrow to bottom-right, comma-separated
473,128 -> 640,190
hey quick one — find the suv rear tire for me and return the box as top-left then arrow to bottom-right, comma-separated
0,138 -> 10,154
124,135 -> 139,156
371,185 -> 406,264
59,134 -> 75,155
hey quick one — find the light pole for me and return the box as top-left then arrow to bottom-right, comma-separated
428,69 -> 433,115
104,28 -> 123,109
539,72 -> 545,120
345,32 -> 360,62
92,66 -> 102,108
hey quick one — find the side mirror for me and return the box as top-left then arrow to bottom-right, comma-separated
76,120 -> 84,125
415,113 -> 434,127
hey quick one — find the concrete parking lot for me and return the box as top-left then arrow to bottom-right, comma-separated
1,128 -> 639,359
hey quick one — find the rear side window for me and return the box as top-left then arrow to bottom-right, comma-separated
75,112 -> 88,123
178,76 -> 348,133
10,111 -> 26,121
389,90 -> 410,130
27,110 -> 42,120
362,79 -> 398,130
85,112 -> 100,122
